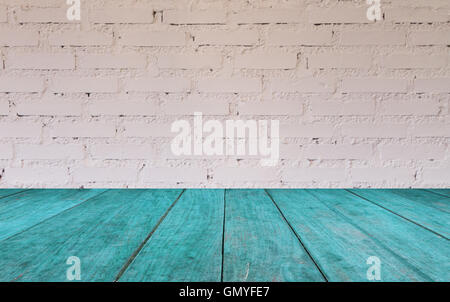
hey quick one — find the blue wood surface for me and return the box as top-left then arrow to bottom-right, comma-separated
267,189 -> 450,281
348,189 -> 450,238
0,189 -> 182,281
120,189 -> 224,282
425,189 -> 450,198
0,189 -> 448,282
223,189 -> 325,282
0,189 -> 106,242
0,189 -> 28,199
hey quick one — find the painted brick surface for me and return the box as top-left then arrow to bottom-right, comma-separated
0,0 -> 448,188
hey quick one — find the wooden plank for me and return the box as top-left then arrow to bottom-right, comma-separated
425,189 -> 450,198
0,189 -> 106,242
0,189 -> 28,199
267,189 -> 450,281
119,189 -> 224,282
348,189 -> 450,238
0,189 -> 182,282
223,189 -> 325,282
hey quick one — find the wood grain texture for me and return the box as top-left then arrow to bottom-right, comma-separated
119,189 -> 224,282
0,189 -> 27,199
425,189 -> 450,198
267,189 -> 450,281
0,189 -> 105,242
349,189 -> 450,238
223,189 -> 325,282
0,189 -> 182,281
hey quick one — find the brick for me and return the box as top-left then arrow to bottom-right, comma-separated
340,31 -> 406,46
7,53 -> 74,70
385,7 -> 448,23
197,78 -> 261,93
0,101 -> 9,115
307,6 -> 369,24
117,31 -> 186,46
281,123 -> 335,138
410,31 -> 450,45
341,78 -> 409,93
157,53 -> 222,69
73,167 -> 137,182
282,168 -> 346,182
0,144 -> 13,159
16,101 -> 83,116
238,101 -> 303,116
379,144 -> 446,160
4,168 -> 69,184
303,144 -> 373,160
49,122 -> 116,138
351,168 -> 415,183
230,9 -> 304,24
50,77 -> 118,93
310,100 -> 375,116
382,54 -> 447,69
271,77 -> 335,93
17,8 -> 74,23
90,7 -> 154,23
90,144 -> 155,160
422,169 -> 450,184
88,101 -> 158,116
122,122 -> 175,138
77,53 -> 147,69
214,167 -> 278,182
0,77 -> 44,93
342,124 -> 407,138
411,123 -> 450,137
0,122 -> 42,138
308,53 -> 372,69
161,101 -> 228,115
16,144 -> 83,160
164,10 -> 226,24
49,31 -> 113,46
235,51 -> 297,69
124,78 -> 191,93
380,100 -> 440,115
142,167 -> 207,182
194,30 -> 258,46
0,5 -> 7,22
0,29 -> 39,46
414,78 -> 450,93
267,29 -> 333,46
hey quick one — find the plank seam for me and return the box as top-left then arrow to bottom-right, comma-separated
0,189 -> 30,201
0,189 -> 110,243
346,189 -> 449,241
114,189 -> 186,282
421,189 -> 450,199
264,189 -> 329,282
220,189 -> 226,282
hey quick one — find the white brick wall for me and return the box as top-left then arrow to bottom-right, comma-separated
0,0 -> 448,188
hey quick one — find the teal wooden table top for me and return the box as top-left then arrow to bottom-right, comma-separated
0,189 -> 448,282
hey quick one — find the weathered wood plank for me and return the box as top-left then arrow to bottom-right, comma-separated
0,189 -> 27,199
0,189 -> 106,242
349,189 -> 450,238
267,189 -> 450,281
223,189 -> 325,282
0,189 -> 182,282
119,189 -> 224,282
425,189 -> 450,198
